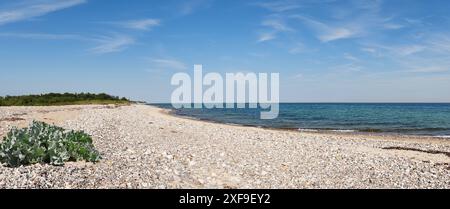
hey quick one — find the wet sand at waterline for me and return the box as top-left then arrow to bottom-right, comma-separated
1,104 -> 449,188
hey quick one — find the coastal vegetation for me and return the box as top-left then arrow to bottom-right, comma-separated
0,93 -> 130,106
0,121 -> 101,167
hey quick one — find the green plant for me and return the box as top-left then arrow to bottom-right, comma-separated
0,121 -> 101,167
0,93 -> 131,106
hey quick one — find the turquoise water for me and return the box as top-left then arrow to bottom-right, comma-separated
154,103 -> 450,137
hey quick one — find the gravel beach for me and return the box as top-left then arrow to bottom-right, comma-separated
1,104 -> 449,189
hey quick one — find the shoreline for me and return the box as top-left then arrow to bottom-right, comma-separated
153,104 -> 450,146
1,104 -> 450,188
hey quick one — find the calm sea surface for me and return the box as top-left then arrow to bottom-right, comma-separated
153,103 -> 450,137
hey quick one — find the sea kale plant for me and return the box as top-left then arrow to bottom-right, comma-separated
0,121 -> 100,167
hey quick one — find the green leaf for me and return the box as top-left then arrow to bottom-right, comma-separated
0,121 -> 100,167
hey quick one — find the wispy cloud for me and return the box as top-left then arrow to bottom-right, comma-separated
427,34 -> 450,53
361,47 -> 377,54
293,15 -> 360,42
257,17 -> 293,43
254,1 -> 301,12
331,52 -> 364,74
294,73 -> 304,79
351,0 -> 383,11
319,28 -> 358,42
395,45 -> 426,56
179,0 -> 213,15
289,43 -> 305,54
0,32 -> 84,40
364,43 -> 426,56
0,32 -> 135,54
383,23 -> 404,30
257,32 -> 276,42
0,0 -> 86,26
343,53 -> 360,62
404,66 -> 450,73
103,19 -> 161,31
332,63 -> 364,73
360,36 -> 450,75
89,34 -> 135,54
254,0 -> 398,46
404,17 -> 428,26
262,18 -> 293,32
149,58 -> 187,71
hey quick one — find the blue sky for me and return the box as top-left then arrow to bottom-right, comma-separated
1,0 -> 450,102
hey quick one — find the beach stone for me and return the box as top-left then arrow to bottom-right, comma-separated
0,104 -> 449,189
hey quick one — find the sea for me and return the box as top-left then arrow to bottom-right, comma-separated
153,103 -> 450,138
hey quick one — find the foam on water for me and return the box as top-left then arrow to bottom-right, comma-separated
331,130 -> 356,133
298,129 -> 319,132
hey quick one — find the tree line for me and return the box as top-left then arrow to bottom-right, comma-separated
0,93 -> 130,106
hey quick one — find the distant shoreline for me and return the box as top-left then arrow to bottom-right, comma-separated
150,104 -> 450,143
149,104 -> 450,146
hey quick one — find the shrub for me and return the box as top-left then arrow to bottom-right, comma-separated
0,93 -> 130,106
0,121 -> 101,167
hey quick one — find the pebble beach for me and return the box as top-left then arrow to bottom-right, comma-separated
1,104 -> 449,189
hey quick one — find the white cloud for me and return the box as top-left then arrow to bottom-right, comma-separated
388,44 -> 424,56
0,32 -> 83,40
383,23 -> 404,30
405,66 -> 450,73
0,0 -> 86,26
287,1 -> 413,43
89,35 -> 135,54
109,19 -> 161,31
427,34 -> 450,53
361,47 -> 376,53
258,16 -> 295,43
397,54 -> 450,74
352,0 -> 383,11
0,32 -> 136,54
396,45 -> 426,56
404,18 -> 424,26
261,19 -> 293,32
362,42 -> 426,56
320,28 -> 357,42
343,53 -> 359,62
257,32 -> 276,42
293,15 -> 360,42
179,0 -> 213,15
254,1 -> 301,12
150,58 -> 187,71
289,43 -> 305,54
331,63 -> 364,73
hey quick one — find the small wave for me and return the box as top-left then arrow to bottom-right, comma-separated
298,129 -> 319,132
331,129 -> 356,133
298,129 -> 357,133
